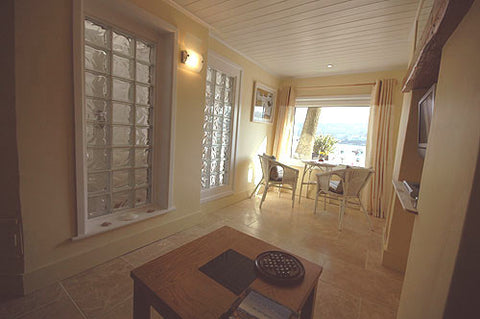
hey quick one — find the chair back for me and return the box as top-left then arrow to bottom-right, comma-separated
258,154 -> 274,181
343,167 -> 374,197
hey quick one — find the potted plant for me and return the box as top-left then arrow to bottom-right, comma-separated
312,134 -> 338,160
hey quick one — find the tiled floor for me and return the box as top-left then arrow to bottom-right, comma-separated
1,195 -> 403,319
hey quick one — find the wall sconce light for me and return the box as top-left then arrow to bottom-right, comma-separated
180,49 -> 204,73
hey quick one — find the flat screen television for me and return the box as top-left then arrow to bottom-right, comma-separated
418,84 -> 436,158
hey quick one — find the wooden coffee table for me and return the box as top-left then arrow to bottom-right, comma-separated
130,226 -> 323,319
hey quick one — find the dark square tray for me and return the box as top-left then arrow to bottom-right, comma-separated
199,249 -> 256,295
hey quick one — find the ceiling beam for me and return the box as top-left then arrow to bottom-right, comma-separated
402,0 -> 475,92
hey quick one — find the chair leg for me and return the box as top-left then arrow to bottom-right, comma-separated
291,184 -> 296,208
298,182 -> 303,204
299,165 -> 308,204
359,199 -> 373,231
323,193 -> 327,211
259,184 -> 269,209
306,169 -> 312,199
314,190 -> 319,214
338,198 -> 346,231
249,179 -> 263,198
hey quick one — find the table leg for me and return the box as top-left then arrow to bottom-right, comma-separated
306,168 -> 313,199
300,282 -> 318,319
299,164 -> 309,203
249,178 -> 263,198
133,281 -> 151,319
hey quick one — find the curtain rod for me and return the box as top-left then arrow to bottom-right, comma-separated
296,82 -> 376,89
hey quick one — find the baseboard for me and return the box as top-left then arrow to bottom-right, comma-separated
22,209 -> 208,294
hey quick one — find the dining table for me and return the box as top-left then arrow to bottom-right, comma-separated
298,160 -> 338,203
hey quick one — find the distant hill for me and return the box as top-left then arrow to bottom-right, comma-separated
316,123 -> 368,146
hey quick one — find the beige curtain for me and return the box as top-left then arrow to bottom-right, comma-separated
273,86 -> 296,160
364,79 -> 396,218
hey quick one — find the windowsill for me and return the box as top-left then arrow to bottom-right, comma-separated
72,205 -> 176,240
392,180 -> 418,214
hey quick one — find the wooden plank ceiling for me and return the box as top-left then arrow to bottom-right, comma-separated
171,0 -> 433,77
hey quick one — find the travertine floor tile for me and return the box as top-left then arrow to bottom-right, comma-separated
16,295 -> 84,319
0,283 -> 64,319
210,206 -> 258,226
121,238 -> 178,267
336,228 -> 383,252
195,216 -> 227,231
1,195 -> 404,318
321,257 -> 402,308
314,281 -> 361,319
231,222 -> 280,245
100,297 -> 163,319
300,232 -> 367,267
280,243 -> 329,266
365,249 -> 404,282
166,225 -> 216,246
61,258 -> 133,319
359,299 -> 397,319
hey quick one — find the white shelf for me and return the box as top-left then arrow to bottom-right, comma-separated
392,180 -> 418,214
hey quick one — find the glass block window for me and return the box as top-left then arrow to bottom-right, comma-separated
201,66 -> 235,190
84,18 -> 155,219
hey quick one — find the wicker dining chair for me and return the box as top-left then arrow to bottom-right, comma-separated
314,167 -> 374,230
250,154 -> 299,208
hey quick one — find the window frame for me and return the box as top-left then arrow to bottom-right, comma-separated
73,0 -> 177,238
200,52 -> 242,203
288,95 -> 372,166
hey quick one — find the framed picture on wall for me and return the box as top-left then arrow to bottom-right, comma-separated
251,82 -> 277,124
